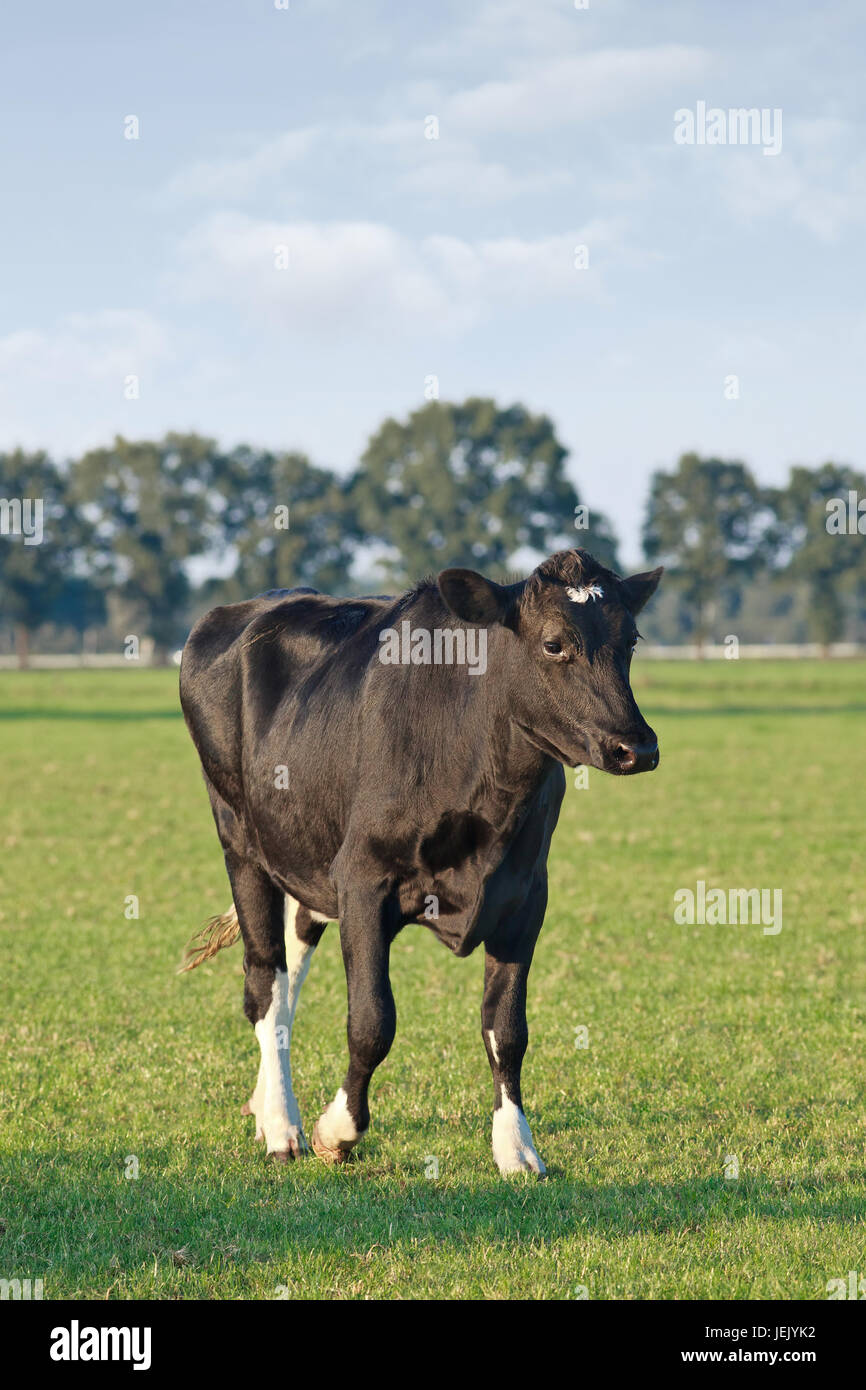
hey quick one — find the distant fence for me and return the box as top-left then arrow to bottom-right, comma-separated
0,644 -> 864,670
642,643 -> 865,660
0,650 -> 179,669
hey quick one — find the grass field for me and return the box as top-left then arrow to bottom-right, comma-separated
1,660 -> 864,1300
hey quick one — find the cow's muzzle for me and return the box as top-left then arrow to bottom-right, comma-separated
610,738 -> 659,774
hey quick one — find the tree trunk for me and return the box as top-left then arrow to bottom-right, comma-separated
14,623 -> 30,670
695,596 -> 714,660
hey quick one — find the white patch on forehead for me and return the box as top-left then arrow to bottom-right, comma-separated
566,582 -> 604,604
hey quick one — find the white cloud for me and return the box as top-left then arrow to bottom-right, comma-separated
412,0 -> 594,66
164,115 -> 575,209
164,127 -> 320,200
400,155 -> 572,203
172,215 -> 447,326
718,118 -> 866,242
170,213 -> 614,336
0,311 -> 171,453
423,225 -> 615,303
0,311 -> 168,386
446,45 -> 709,134
159,44 -> 708,217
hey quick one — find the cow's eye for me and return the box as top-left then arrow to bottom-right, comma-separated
543,639 -> 563,657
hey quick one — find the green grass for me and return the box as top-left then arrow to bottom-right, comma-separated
1,661 -> 864,1299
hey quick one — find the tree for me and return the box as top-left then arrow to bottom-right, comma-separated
771,463 -> 866,650
47,575 -> 107,648
211,447 -> 357,600
347,398 -> 619,586
0,451 -> 79,667
73,433 -> 225,662
642,452 -> 772,650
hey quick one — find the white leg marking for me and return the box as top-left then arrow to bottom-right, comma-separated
488,1031 -> 546,1176
248,1055 -> 266,1140
248,896 -> 314,1156
314,1086 -> 360,1151
492,1094 -> 546,1176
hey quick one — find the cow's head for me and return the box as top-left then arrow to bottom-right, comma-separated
438,549 -> 662,775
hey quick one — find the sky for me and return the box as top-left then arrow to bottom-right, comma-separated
1,0 -> 864,567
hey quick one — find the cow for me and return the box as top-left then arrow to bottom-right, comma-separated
179,547 -> 662,1176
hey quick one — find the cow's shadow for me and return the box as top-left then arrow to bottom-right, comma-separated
4,1144 -> 859,1292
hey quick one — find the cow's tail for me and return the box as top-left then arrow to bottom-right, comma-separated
178,904 -> 240,973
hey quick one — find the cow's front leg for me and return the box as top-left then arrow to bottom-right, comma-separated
482,950 -> 546,1177
312,883 -> 397,1164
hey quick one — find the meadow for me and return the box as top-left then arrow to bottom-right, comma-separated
1,660 -> 864,1300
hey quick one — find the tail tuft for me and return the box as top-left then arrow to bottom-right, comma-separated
178,904 -> 240,973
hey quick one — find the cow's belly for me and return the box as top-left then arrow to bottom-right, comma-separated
240,782 -> 344,923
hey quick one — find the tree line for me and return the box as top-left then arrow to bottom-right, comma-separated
1,398 -> 864,664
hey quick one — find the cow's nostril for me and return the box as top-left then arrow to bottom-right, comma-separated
615,743 -> 637,769
613,740 -> 658,773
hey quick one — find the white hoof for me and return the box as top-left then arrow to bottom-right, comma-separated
492,1096 -> 546,1177
242,1093 -> 308,1157
312,1087 -> 363,1163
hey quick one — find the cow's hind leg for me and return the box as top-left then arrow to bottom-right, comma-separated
227,852 -> 324,1160
241,895 -> 325,1157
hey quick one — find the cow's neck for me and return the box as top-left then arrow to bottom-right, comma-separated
448,690 -> 560,841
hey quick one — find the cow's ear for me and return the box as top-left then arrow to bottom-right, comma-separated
620,567 -> 663,615
438,568 -> 509,624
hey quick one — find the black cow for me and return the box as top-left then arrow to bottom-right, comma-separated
179,548 -> 662,1175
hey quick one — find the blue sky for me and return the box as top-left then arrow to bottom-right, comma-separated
1,0 -> 864,565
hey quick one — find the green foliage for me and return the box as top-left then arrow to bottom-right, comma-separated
349,399 -> 619,584
5,414 -> 865,655
642,453 -> 773,644
770,463 -> 866,645
47,575 -> 107,634
72,433 -> 224,653
210,447 -> 357,600
0,450 -> 88,662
